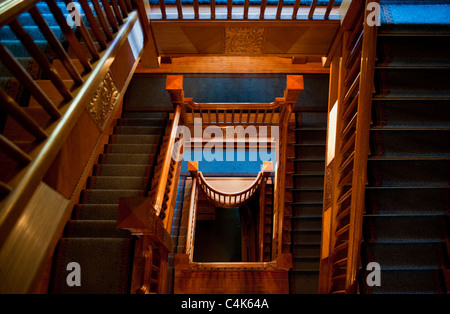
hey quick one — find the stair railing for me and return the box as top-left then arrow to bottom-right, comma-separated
152,103 -> 184,231
185,160 -> 272,262
0,0 -> 148,249
167,75 -> 303,272
318,0 -> 379,294
149,0 -> 340,20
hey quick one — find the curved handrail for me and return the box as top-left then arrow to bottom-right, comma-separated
197,170 -> 267,209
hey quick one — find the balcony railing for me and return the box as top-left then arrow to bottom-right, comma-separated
148,0 -> 342,20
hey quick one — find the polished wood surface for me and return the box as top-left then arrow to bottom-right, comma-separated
136,56 -> 329,73
318,0 -> 379,294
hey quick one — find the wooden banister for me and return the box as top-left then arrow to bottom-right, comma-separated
0,8 -> 140,251
318,0 -> 379,294
195,161 -> 272,209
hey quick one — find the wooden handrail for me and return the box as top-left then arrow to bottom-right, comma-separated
185,174 -> 198,261
318,0 -> 379,294
197,168 -> 269,209
153,105 -> 181,228
345,0 -> 379,294
0,9 -> 140,249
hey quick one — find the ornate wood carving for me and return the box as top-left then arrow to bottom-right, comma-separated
224,27 -> 265,54
87,71 -> 119,129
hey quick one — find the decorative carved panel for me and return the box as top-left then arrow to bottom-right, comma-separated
87,71 -> 119,129
224,27 -> 265,54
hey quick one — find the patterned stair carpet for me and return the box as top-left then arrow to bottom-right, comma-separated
49,111 -> 167,294
359,1 -> 450,294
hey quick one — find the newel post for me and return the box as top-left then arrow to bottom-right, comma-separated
166,75 -> 185,105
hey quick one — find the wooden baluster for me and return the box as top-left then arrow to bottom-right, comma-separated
0,181 -> 12,195
325,0 -> 336,19
260,0 -> 267,19
308,0 -> 318,19
28,6 -> 85,85
244,0 -> 250,19
193,0 -> 199,19
8,19 -> 73,101
44,0 -> 92,71
227,0 -> 232,19
60,0 -> 100,60
0,88 -> 48,141
77,0 -> 107,50
110,0 -> 124,25
210,0 -> 215,19
158,0 -> 167,19
117,0 -> 129,18
0,134 -> 32,165
276,0 -> 284,19
124,0 -> 133,11
292,0 -> 301,19
0,43 -> 60,120
101,0 -> 119,32
90,0 -> 114,40
176,0 -> 183,19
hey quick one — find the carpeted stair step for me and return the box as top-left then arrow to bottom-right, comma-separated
110,134 -> 161,145
372,100 -> 450,129
0,40 -> 49,58
294,175 -> 325,190
80,188 -> 142,204
122,111 -> 168,119
379,2 -> 450,35
362,242 -> 446,270
0,25 -> 63,42
113,126 -> 164,135
117,118 -> 167,126
292,204 -> 323,219
361,269 -> 445,294
367,159 -> 450,187
364,215 -> 448,244
98,153 -> 155,165
376,35 -> 450,67
295,129 -> 326,145
365,187 -> 449,216
103,143 -> 159,154
87,176 -> 148,190
93,164 -> 151,177
72,204 -> 119,220
293,189 -> 324,204
49,238 -> 133,294
64,220 -> 131,238
375,68 -> 450,98
370,130 -> 450,158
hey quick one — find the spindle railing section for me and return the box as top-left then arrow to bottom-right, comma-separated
318,0 -> 379,294
0,0 -> 150,246
148,0 -> 341,20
